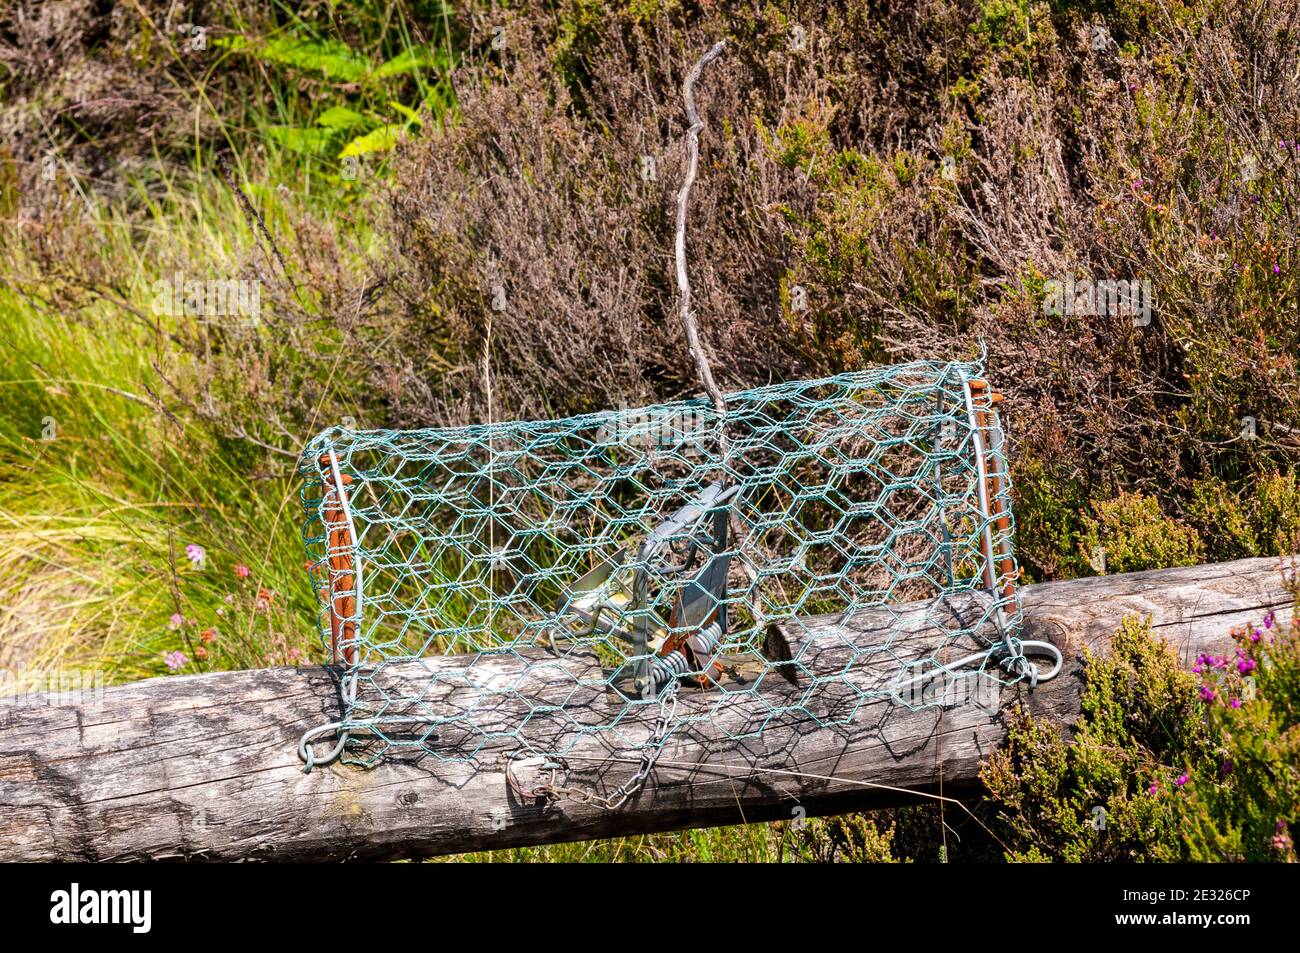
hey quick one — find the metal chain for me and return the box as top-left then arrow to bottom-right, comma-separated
503,681 -> 680,810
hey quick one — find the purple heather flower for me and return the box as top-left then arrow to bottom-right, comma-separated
1229,698 -> 1242,709
1238,657 -> 1256,674
1175,773 -> 1188,788
1274,264 -> 1281,275
1200,684 -> 1217,702
163,650 -> 187,671
1251,629 -> 1262,643
168,612 -> 185,630
185,543 -> 205,568
1263,611 -> 1275,629
1148,781 -> 1159,795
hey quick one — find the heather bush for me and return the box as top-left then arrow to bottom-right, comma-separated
7,2 -> 1296,569
981,584 -> 1300,862
1187,471 -> 1300,562
381,0 -> 1298,572
1077,491 -> 1203,575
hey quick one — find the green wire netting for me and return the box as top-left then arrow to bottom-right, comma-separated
296,357 -> 1034,783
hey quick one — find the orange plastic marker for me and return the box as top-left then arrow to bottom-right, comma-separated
967,381 -> 1016,600
319,454 -> 357,666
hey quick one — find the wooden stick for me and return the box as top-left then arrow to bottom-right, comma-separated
674,40 -> 728,418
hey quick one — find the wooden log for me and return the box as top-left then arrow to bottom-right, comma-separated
0,556 -> 1292,861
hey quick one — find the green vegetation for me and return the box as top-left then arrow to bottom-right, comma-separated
1,1 -> 450,678
1078,492 -> 1203,576
984,603 -> 1300,862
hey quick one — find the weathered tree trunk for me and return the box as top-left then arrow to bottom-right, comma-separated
0,557 -> 1291,861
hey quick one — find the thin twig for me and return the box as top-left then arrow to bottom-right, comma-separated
216,155 -> 292,282
674,40 -> 728,418
674,41 -> 793,668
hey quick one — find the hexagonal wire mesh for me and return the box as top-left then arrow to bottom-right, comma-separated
296,357 -> 1057,794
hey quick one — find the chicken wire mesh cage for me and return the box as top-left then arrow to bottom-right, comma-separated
295,356 -> 1060,793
